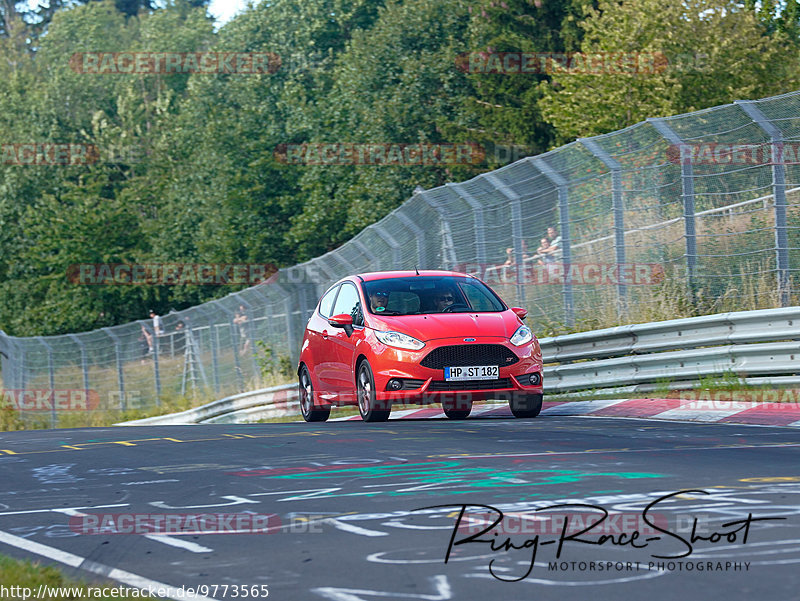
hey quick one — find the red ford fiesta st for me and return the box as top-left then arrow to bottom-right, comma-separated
297,270 -> 543,422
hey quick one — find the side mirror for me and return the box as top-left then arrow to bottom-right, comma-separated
329,314 -> 353,327
329,313 -> 354,336
511,307 -> 528,321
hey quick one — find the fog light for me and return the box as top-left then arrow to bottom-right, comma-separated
387,379 -> 403,391
529,372 -> 541,386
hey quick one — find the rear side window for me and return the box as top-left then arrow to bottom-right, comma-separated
318,285 -> 339,318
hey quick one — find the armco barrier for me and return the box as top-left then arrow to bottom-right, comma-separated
117,306 -> 800,425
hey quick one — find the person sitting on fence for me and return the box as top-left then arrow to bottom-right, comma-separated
537,238 -> 554,265
543,226 -> 563,259
149,310 -> 163,336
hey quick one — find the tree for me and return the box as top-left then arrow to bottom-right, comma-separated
538,0 -> 800,143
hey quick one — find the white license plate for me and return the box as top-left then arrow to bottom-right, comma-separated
444,365 -> 498,381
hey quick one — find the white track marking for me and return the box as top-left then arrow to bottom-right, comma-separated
0,504 -> 129,517
322,518 -> 388,537
313,575 -> 451,600
53,507 -> 216,553
149,495 -> 259,509
144,534 -> 213,552
0,529 -> 220,600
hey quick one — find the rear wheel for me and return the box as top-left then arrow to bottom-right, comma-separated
442,398 -> 472,420
299,365 -> 330,422
357,361 -> 391,422
509,393 -> 542,418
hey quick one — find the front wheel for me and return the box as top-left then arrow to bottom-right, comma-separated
509,393 -> 542,418
357,361 -> 391,422
299,365 -> 330,422
442,398 -> 472,420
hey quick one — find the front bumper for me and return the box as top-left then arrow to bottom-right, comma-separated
370,336 -> 543,405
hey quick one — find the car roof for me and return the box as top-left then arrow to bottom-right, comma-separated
356,270 -> 470,282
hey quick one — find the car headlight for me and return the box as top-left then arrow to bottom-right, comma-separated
510,325 -> 533,346
374,330 -> 425,351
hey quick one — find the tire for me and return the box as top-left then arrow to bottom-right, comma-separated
442,398 -> 472,420
509,392 -> 543,418
357,361 -> 391,422
299,365 -> 330,422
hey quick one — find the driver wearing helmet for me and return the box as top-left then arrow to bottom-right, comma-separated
369,290 -> 390,312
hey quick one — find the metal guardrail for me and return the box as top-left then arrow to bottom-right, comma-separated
117,306 -> 800,425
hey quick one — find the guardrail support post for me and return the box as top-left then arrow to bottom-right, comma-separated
529,157 -> 575,327
735,100 -> 791,307
648,117 -> 698,303
579,138 -> 627,317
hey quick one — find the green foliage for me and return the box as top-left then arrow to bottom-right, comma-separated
540,0 -> 800,143
1,0 -> 800,338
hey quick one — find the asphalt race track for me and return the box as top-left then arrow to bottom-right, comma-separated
1,413 -> 800,600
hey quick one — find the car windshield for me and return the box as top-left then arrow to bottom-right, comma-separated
362,276 -> 506,315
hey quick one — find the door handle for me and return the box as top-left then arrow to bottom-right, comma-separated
322,330 -> 328,339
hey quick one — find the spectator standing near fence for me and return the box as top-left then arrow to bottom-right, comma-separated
233,305 -> 251,356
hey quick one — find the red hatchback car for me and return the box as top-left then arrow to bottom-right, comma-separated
297,270 -> 543,422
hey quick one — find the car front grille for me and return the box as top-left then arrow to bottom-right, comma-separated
428,378 -> 513,391
420,344 -> 519,370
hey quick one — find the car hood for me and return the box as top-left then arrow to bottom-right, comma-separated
367,311 -> 522,342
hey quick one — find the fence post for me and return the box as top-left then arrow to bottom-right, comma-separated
151,323 -> 161,407
484,173 -> 526,305
735,100 -> 791,307
193,305 -> 220,395
67,334 -> 91,403
102,328 -> 125,409
37,337 -> 57,428
447,183 -> 488,267
394,211 -> 427,269
214,302 -> 245,393
351,239 -> 378,269
648,117 -> 698,303
529,156 -> 574,327
272,283 -> 300,368
0,330 -> 11,388
234,296 -> 260,379
418,193 -> 458,269
373,223 -> 404,269
579,137 -> 627,317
